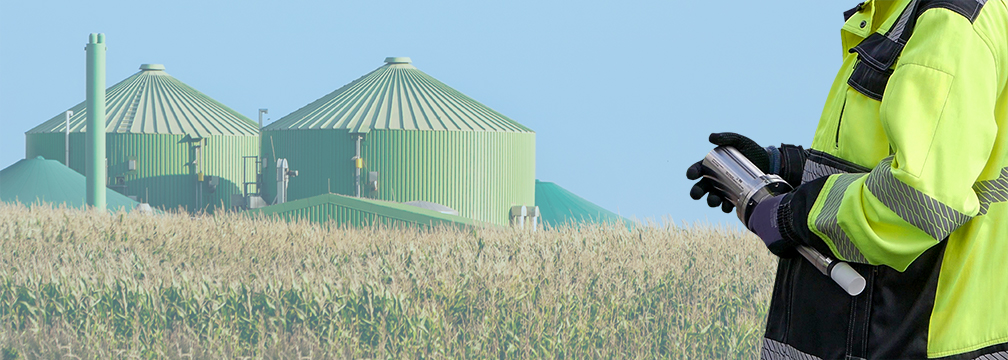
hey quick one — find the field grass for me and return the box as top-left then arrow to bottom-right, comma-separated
0,203 -> 776,359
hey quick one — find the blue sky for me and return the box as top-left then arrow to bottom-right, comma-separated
0,1 -> 853,226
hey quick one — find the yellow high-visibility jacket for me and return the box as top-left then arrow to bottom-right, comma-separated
765,0 -> 1008,359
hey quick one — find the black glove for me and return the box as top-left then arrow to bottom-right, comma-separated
686,159 -> 734,213
709,132 -> 772,173
686,132 -> 806,213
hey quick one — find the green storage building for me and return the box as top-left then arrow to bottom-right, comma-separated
1,156 -> 139,211
535,180 -> 629,227
25,64 -> 259,212
262,57 -> 535,226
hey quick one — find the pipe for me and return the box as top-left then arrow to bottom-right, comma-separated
527,206 -> 540,232
65,110 -> 72,167
274,158 -> 289,204
195,139 -> 202,210
510,205 -> 527,229
354,135 -> 362,197
85,33 -> 106,210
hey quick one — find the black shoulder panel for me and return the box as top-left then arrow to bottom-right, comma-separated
847,0 -> 988,101
918,0 -> 987,23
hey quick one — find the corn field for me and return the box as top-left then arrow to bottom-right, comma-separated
0,203 -> 776,359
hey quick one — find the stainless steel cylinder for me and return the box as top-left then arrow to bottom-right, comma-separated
701,146 -> 792,223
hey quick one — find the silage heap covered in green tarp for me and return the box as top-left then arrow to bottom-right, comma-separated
535,180 -> 629,227
245,193 -> 488,229
0,156 -> 139,211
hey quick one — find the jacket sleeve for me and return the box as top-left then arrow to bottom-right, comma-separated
780,8 -> 1000,271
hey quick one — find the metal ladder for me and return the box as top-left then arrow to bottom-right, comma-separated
118,91 -> 142,132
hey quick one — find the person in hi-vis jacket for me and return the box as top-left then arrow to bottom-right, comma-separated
687,1 -> 1008,359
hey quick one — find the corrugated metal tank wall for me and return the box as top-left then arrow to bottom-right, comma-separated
260,129 -> 356,202
261,128 -> 534,225
361,130 -> 534,225
26,132 -> 257,212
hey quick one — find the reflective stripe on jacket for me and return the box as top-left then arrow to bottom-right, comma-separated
766,0 -> 1008,358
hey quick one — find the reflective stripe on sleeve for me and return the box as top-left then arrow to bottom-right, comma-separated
974,350 -> 1008,360
865,157 -> 972,241
974,167 -> 1008,216
802,160 -> 847,184
801,150 -> 872,184
814,173 -> 869,263
762,338 -> 824,360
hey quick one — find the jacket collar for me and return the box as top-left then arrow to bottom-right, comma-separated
841,0 -> 913,49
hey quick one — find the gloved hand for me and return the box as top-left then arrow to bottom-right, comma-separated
686,132 -> 772,213
746,193 -> 798,256
708,132 -> 773,173
686,132 -> 806,213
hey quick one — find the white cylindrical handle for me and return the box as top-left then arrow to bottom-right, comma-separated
830,262 -> 866,296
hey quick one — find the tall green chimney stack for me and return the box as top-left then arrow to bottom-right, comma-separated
85,33 -> 106,209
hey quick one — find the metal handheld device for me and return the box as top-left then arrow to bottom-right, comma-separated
701,146 -> 792,224
702,146 -> 866,296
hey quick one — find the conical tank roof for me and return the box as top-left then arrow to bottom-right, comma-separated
1,156 -> 139,210
26,64 -> 258,137
265,57 -> 532,133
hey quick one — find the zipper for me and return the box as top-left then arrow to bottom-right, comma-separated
835,99 -> 847,148
783,257 -> 796,341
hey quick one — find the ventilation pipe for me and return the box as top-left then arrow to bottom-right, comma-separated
64,110 -> 72,167
85,33 -> 106,210
510,205 -> 527,229
352,134 -> 363,197
527,206 -> 540,231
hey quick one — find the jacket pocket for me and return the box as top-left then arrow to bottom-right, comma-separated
879,63 -> 954,178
